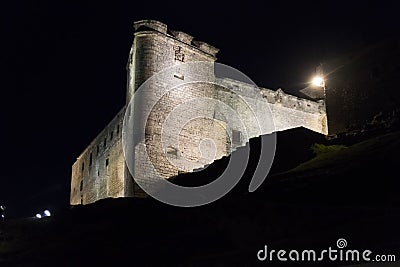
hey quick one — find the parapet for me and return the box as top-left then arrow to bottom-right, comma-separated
260,87 -> 326,114
134,20 -> 168,34
133,20 -> 219,58
191,40 -> 219,57
219,78 -> 326,115
170,30 -> 193,45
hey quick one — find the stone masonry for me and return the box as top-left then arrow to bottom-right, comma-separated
70,20 -> 328,205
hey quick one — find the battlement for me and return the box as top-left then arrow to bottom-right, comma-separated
133,20 -> 168,34
133,20 -> 219,58
260,88 -> 326,114
170,30 -> 193,45
219,78 -> 326,115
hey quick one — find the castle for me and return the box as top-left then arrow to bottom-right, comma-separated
70,20 -> 328,205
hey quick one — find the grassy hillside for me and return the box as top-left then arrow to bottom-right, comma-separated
291,131 -> 400,173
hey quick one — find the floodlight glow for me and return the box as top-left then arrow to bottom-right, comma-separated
35,213 -> 42,219
312,76 -> 325,87
44,210 -> 51,217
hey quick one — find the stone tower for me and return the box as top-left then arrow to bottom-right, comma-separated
125,20 -> 228,195
126,20 -> 219,102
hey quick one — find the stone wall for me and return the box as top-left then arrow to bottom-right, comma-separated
218,78 -> 327,135
70,109 -> 126,205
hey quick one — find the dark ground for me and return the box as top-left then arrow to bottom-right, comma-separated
1,129 -> 400,266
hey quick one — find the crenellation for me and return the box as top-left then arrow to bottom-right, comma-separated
259,87 -> 325,114
170,30 -> 194,45
133,20 -> 167,34
219,78 -> 325,115
191,40 -> 219,58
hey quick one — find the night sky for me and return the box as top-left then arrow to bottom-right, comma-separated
1,0 -> 399,217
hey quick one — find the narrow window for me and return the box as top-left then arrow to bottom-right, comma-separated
166,146 -> 178,156
80,180 -> 83,191
174,73 -> 184,80
110,131 -> 113,140
104,138 -> 107,148
232,130 -> 241,144
117,124 -> 120,134
81,162 -> 85,172
89,153 -> 93,166
106,158 -> 109,167
97,145 -> 100,156
129,53 -> 133,64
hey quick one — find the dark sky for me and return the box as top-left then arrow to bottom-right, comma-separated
1,0 -> 399,217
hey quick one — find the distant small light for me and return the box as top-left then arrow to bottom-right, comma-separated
312,76 -> 325,87
35,213 -> 42,219
44,210 -> 51,217
1,215 -> 4,218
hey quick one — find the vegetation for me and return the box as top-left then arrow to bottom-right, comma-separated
290,131 -> 400,173
310,143 -> 347,156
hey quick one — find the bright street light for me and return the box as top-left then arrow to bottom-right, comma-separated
44,210 -> 51,217
311,76 -> 325,87
35,213 -> 42,219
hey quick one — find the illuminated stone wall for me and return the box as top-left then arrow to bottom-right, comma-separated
219,78 -> 327,135
70,20 -> 328,205
70,109 -> 126,205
